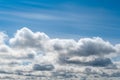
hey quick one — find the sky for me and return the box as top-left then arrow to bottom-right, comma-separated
0,0 -> 120,43
0,0 -> 120,80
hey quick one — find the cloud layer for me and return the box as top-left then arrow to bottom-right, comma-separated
0,27 -> 120,79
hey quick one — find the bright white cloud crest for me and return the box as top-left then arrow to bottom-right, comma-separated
0,27 -> 120,79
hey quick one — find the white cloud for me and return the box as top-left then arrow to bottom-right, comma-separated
10,27 -> 49,49
0,27 -> 120,79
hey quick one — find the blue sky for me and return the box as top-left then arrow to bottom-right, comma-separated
0,0 -> 120,43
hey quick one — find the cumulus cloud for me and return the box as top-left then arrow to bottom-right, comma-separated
0,27 -> 120,79
51,37 -> 116,57
73,37 -> 115,56
10,27 -> 49,49
9,27 -> 117,58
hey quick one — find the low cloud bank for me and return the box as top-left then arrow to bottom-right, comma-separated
0,27 -> 120,79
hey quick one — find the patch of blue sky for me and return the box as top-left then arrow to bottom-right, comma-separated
0,0 -> 120,43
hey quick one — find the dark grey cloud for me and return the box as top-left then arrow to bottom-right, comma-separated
27,53 -> 35,59
59,57 -> 114,67
88,58 -> 113,67
52,71 -> 77,78
110,72 -> 120,77
33,64 -> 54,71
0,70 -> 12,74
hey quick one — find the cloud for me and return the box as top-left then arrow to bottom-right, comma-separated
10,27 -> 49,49
88,58 -> 113,67
0,32 -> 11,53
52,71 -> 77,78
50,37 -> 116,64
111,71 -> 120,77
74,37 -> 115,56
0,27 -> 120,79
59,57 -> 114,67
33,64 -> 54,71
9,27 -> 116,58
